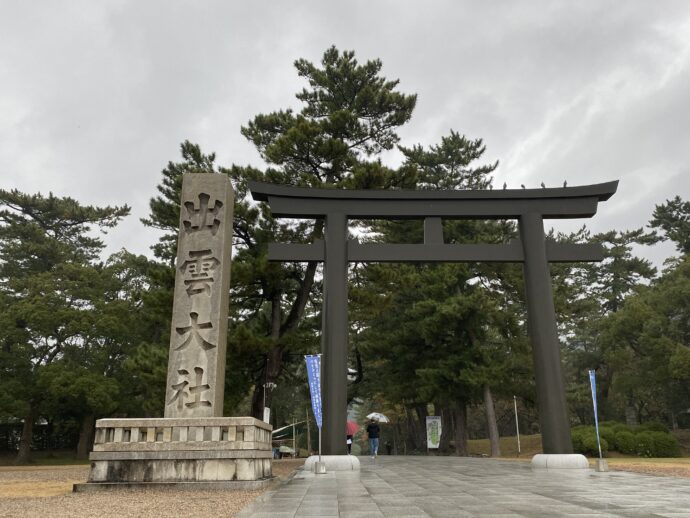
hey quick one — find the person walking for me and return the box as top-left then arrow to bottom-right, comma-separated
366,418 -> 380,458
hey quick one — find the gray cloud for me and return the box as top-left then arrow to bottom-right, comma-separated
1,0 -> 689,267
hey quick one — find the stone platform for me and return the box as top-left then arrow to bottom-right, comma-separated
74,416 -> 272,491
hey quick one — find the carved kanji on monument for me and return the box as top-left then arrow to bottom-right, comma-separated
164,174 -> 234,418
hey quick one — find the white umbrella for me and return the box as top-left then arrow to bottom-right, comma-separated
366,412 -> 390,423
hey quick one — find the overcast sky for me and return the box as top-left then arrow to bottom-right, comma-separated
1,1 -> 689,267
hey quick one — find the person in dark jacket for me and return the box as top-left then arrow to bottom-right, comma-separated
366,419 -> 380,458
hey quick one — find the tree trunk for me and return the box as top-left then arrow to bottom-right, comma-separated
250,290 -> 284,419
403,407 -> 415,451
671,412 -> 679,431
453,401 -> 469,456
413,404 -> 428,451
76,414 -> 96,460
438,404 -> 452,453
250,346 -> 284,419
483,384 -> 501,457
393,421 -> 400,455
15,408 -> 34,465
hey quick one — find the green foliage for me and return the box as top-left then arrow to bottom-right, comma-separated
634,431 -> 655,457
609,422 -> 632,434
646,431 -> 681,457
588,229 -> 657,314
141,141 -> 222,263
615,431 -> 636,454
598,426 -> 616,450
0,189 -> 131,460
571,423 -> 680,457
244,46 -> 417,185
624,427 -> 682,457
638,421 -> 668,433
595,257 -> 690,427
571,427 -> 608,456
649,195 -> 690,254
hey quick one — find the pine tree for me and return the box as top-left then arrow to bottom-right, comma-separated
0,189 -> 128,463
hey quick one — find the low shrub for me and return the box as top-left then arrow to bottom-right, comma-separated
609,422 -> 635,436
572,427 -> 608,456
635,432 -> 655,457
649,432 -> 681,457
639,421 -> 668,433
571,427 -> 586,453
582,433 -> 608,457
609,422 -> 627,432
615,430 -> 636,454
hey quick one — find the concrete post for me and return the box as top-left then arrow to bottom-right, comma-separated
322,212 -> 348,455
519,212 -> 573,453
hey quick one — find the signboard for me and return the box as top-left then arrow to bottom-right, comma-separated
426,416 -> 442,449
305,354 -> 323,428
263,406 -> 271,424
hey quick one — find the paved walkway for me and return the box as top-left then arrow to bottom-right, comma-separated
237,456 -> 690,517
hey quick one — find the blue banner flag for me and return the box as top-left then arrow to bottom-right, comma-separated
305,354 -> 323,428
588,369 -> 603,459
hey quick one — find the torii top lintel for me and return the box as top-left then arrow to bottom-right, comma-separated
248,180 -> 618,220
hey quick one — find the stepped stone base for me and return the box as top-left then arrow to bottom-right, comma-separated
74,417 -> 272,491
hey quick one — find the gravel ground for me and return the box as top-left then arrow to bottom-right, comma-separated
608,461 -> 690,478
0,459 -> 304,518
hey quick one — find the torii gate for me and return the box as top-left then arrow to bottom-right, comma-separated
249,180 -> 618,456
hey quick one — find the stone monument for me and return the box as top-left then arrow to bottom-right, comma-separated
75,173 -> 272,491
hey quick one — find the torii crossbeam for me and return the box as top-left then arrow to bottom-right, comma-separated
250,180 -> 618,455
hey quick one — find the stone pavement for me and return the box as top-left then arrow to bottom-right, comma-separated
237,455 -> 690,517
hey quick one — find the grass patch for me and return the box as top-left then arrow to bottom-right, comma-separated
468,434 -> 542,458
0,450 -> 90,467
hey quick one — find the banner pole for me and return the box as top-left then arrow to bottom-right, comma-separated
589,370 -> 603,460
318,353 -> 322,462
305,353 -> 325,472
513,395 -> 521,456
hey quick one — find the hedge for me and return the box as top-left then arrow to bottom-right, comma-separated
571,422 -> 680,457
